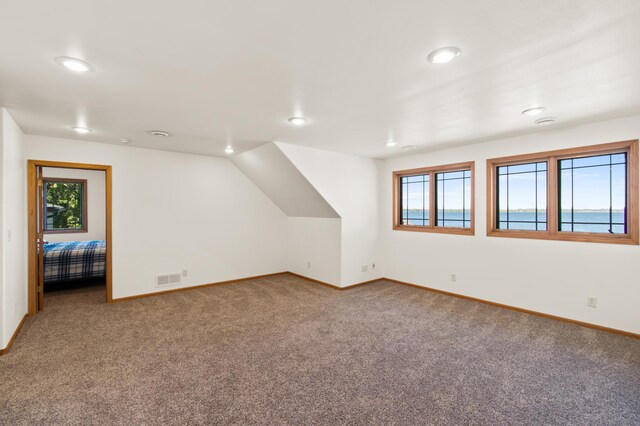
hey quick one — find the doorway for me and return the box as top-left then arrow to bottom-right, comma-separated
27,160 -> 112,315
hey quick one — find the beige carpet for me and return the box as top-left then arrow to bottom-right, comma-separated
1,275 -> 638,425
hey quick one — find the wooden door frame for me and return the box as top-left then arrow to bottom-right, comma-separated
27,160 -> 113,315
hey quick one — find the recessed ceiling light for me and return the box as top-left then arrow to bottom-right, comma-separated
224,146 -> 235,154
55,56 -> 94,73
385,140 -> 398,147
522,107 -> 546,116
535,117 -> 556,126
288,116 -> 307,126
120,138 -> 132,144
427,47 -> 462,64
71,126 -> 92,134
148,130 -> 170,137
402,145 -> 418,151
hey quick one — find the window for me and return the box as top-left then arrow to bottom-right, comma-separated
394,161 -> 474,235
559,154 -> 626,233
497,161 -> 547,231
436,170 -> 472,228
400,174 -> 429,226
487,140 -> 638,244
43,178 -> 88,233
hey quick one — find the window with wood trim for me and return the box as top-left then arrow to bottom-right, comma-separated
436,169 -> 472,228
487,140 -> 639,244
43,178 -> 88,233
497,161 -> 547,231
393,162 -> 475,235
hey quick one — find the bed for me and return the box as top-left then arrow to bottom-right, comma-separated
43,240 -> 106,284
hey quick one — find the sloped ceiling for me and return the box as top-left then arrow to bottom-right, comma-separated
231,143 -> 339,218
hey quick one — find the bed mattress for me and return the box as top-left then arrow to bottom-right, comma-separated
43,240 -> 106,283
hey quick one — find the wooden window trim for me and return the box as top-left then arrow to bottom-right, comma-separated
487,140 -> 639,245
393,161 -> 475,236
43,177 -> 89,234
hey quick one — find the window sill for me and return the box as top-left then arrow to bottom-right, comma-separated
487,229 -> 639,245
393,225 -> 475,236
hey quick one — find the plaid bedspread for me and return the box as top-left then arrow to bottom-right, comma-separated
43,240 -> 106,283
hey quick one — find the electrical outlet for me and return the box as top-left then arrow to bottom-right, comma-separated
587,296 -> 597,308
450,274 -> 457,282
7,229 -> 12,242
307,261 -> 311,269
361,265 -> 368,272
182,269 -> 188,277
372,263 -> 376,270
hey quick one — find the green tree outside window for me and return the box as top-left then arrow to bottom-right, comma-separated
44,179 -> 87,232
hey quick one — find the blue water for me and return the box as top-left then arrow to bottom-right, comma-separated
502,211 -> 625,233
402,210 -> 626,233
402,210 -> 470,228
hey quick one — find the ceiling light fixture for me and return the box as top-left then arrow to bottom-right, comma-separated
402,145 -> 417,151
535,117 -> 556,126
385,140 -> 398,147
148,130 -> 170,137
120,138 -> 132,144
55,56 -> 94,73
427,47 -> 462,64
288,116 -> 307,126
224,146 -> 235,154
522,107 -> 546,116
71,126 -> 92,134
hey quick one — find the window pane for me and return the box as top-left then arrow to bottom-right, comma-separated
571,155 -> 610,168
507,163 -> 537,174
45,181 -> 85,231
611,153 -> 626,164
496,162 -> 547,231
400,174 -> 429,226
436,170 -> 471,228
508,222 -> 537,231
559,153 -> 627,234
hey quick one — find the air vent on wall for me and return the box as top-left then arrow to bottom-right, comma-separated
156,273 -> 182,287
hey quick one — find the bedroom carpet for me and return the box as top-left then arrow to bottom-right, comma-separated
1,275 -> 638,425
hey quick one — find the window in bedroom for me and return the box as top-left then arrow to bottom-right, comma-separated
43,178 -> 88,233
393,161 -> 475,235
487,140 -> 638,244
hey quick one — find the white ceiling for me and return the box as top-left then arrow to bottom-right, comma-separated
1,0 -> 639,158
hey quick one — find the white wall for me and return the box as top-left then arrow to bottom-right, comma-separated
1,109 -> 27,349
25,135 -> 288,299
287,217 -> 342,285
379,115 -> 640,334
232,142 -> 344,286
42,168 -> 106,243
278,143 -> 383,286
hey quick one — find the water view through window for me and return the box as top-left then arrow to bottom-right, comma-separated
495,154 -> 628,234
436,170 -> 471,228
400,174 -> 429,226
400,169 -> 472,228
559,153 -> 627,234
497,162 -> 547,230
